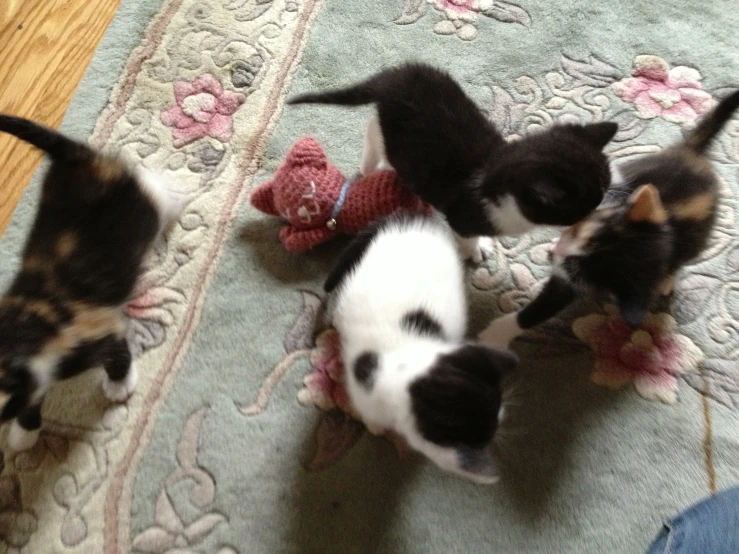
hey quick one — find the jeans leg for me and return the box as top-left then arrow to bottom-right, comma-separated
645,487 -> 739,554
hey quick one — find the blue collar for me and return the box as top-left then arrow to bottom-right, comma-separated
326,180 -> 351,230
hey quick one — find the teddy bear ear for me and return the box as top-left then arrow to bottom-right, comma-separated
250,180 -> 278,215
284,137 -> 328,169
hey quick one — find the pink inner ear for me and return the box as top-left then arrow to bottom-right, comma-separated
250,181 -> 278,215
627,184 -> 667,224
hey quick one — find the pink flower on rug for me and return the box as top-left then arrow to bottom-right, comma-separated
573,305 -> 703,404
429,0 -> 493,21
161,74 -> 246,147
297,329 -> 354,415
611,55 -> 716,124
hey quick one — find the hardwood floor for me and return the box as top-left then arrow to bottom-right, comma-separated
0,0 -> 120,235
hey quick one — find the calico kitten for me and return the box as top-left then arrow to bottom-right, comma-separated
326,213 -> 518,484
478,90 -> 739,346
0,115 -> 186,451
288,62 -> 618,261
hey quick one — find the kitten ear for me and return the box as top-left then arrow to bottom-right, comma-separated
616,290 -> 650,328
627,184 -> 667,224
250,180 -> 278,215
580,122 -> 618,148
456,445 -> 499,485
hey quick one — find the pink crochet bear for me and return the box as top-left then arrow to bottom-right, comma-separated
250,137 -> 432,252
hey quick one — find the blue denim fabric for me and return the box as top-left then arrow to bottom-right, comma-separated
645,487 -> 739,554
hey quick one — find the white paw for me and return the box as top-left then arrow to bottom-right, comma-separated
478,313 -> 522,347
7,420 -> 40,451
458,236 -> 495,264
102,363 -> 138,402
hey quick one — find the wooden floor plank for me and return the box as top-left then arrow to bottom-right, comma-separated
0,0 -> 120,236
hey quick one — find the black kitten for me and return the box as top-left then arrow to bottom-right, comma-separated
288,63 -> 618,261
478,90 -> 739,345
0,115 -> 186,451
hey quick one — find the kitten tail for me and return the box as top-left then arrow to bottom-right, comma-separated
287,77 -> 382,106
685,89 -> 739,154
287,85 -> 377,106
0,114 -> 90,161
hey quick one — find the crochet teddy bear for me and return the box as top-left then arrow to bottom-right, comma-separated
250,137 -> 432,252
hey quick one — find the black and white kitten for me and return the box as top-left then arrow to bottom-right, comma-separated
478,90 -> 739,346
325,213 -> 518,484
0,115 -> 186,451
288,63 -> 618,261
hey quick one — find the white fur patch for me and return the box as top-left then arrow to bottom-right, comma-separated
102,362 -> 138,402
28,352 -> 59,404
135,167 -> 190,234
486,195 -> 535,236
7,420 -> 40,451
478,312 -> 524,347
456,235 -> 495,264
360,114 -> 392,176
610,162 -> 626,187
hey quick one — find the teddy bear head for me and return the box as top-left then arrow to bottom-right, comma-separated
251,137 -> 345,230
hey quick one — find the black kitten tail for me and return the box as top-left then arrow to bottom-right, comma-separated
287,81 -> 379,107
0,114 -> 91,161
685,89 -> 739,153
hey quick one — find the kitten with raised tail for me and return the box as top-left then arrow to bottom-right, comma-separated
325,213 -> 518,484
478,89 -> 739,347
288,62 -> 618,262
0,115 -> 186,451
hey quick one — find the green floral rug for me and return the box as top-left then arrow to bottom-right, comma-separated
1,0 -> 738,552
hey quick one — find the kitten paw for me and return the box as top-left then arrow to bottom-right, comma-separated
458,236 -> 495,264
102,363 -> 138,402
7,420 -> 40,451
478,313 -> 522,347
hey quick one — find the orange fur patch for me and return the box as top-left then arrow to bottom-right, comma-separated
55,232 -> 78,258
1,297 -> 60,324
22,255 -> 47,272
68,303 -> 126,342
91,156 -> 125,182
669,192 -> 716,221
627,184 -> 668,224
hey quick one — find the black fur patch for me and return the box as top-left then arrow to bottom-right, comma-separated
289,62 -> 617,236
401,309 -> 444,339
410,344 -> 516,448
517,275 -> 577,330
353,351 -> 378,389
